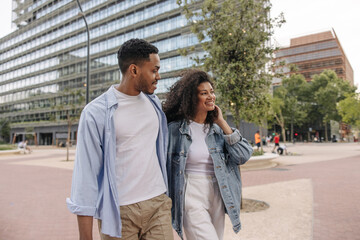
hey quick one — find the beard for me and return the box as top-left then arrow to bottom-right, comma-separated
137,74 -> 155,95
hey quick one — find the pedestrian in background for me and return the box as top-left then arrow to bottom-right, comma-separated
18,140 -> 31,153
254,130 -> 261,150
266,135 -> 272,146
163,69 -> 253,240
272,132 -> 280,153
66,39 -> 173,240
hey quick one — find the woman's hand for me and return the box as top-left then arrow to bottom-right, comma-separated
213,105 -> 233,135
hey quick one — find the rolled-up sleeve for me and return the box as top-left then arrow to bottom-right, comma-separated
66,107 -> 104,216
224,128 -> 253,165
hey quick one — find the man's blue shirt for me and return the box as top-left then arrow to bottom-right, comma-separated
66,86 -> 168,238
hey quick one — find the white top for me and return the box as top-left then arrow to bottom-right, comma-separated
18,141 -> 25,148
279,144 -> 287,149
185,121 -> 214,175
112,87 -> 166,206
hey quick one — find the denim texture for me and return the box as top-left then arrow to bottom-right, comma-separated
167,120 -> 253,239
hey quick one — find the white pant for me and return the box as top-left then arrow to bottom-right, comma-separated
184,174 -> 225,240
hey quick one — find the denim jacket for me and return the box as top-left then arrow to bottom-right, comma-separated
66,86 -> 168,238
167,120 -> 253,239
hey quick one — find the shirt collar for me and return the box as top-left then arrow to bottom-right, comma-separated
105,85 -> 119,109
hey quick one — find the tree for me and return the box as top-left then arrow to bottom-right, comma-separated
282,73 -> 308,141
0,119 -> 10,143
337,93 -> 360,129
269,73 -> 308,143
25,126 -> 35,144
246,93 -> 270,151
177,0 -> 285,129
54,89 -> 85,161
269,89 -> 287,143
308,70 -> 356,142
178,0 -> 284,209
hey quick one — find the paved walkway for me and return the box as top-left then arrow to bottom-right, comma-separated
0,143 -> 359,240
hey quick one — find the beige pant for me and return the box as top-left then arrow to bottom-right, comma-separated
98,194 -> 173,240
184,174 -> 225,240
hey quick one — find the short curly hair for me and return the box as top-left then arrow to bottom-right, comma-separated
163,69 -> 218,124
117,38 -> 159,74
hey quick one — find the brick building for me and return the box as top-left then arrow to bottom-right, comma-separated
273,29 -> 354,86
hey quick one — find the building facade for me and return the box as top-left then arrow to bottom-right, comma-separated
1,0 -> 204,145
273,29 -> 354,86
273,29 -> 355,142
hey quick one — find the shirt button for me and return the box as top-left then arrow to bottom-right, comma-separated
179,171 -> 182,175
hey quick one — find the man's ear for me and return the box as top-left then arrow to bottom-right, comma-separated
129,64 -> 138,77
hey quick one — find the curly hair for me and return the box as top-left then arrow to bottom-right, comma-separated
117,38 -> 159,74
163,69 -> 218,124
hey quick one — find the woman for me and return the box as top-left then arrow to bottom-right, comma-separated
163,69 -> 253,240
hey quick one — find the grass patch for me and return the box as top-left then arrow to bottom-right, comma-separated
0,144 -> 17,151
252,149 -> 264,156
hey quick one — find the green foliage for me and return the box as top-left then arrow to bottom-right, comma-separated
54,88 -> 85,161
309,70 -> 355,123
53,89 -> 85,123
269,74 -> 308,142
337,93 -> 360,129
0,119 -> 11,142
252,149 -> 264,156
25,126 -> 35,140
178,0 -> 285,127
296,70 -> 356,141
277,74 -> 308,125
0,144 -> 16,151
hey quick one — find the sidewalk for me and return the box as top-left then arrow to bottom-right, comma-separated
0,142 -> 359,240
238,142 -> 360,240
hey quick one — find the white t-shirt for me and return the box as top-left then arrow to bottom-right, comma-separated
185,121 -> 214,175
112,87 -> 166,206
279,144 -> 287,149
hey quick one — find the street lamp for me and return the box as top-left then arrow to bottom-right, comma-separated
75,0 -> 90,104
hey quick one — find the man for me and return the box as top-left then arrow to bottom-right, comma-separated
18,140 -> 31,153
277,143 -> 288,155
66,39 -> 173,240
254,130 -> 261,150
272,132 -> 280,153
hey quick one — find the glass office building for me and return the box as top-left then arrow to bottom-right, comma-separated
1,0 -> 203,145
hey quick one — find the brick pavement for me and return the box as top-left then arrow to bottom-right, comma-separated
242,154 -> 360,240
0,151 -> 101,240
0,143 -> 359,240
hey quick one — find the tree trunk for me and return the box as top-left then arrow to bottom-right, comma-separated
281,125 -> 287,144
235,107 -> 244,210
324,120 -> 328,142
291,116 -> 294,143
259,127 -> 263,152
235,108 -> 241,130
67,113 -> 71,162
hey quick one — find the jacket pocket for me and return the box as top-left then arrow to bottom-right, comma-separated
171,153 -> 180,164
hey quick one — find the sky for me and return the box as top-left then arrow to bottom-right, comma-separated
271,0 -> 359,90
0,0 -> 359,90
